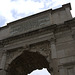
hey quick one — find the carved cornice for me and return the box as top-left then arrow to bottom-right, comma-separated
49,38 -> 56,44
1,18 -> 75,46
1,24 -> 56,45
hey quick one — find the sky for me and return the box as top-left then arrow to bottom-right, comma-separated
28,68 -> 50,75
0,0 -> 75,27
0,0 -> 74,75
0,0 -> 75,75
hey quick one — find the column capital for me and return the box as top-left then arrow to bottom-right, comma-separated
48,38 -> 56,44
2,50 -> 7,55
22,44 -> 30,50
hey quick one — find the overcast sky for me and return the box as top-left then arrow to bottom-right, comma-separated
28,68 -> 50,75
0,0 -> 75,74
0,0 -> 75,27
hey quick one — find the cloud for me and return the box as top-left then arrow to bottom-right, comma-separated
0,15 -> 6,27
11,9 -> 26,19
70,0 -> 75,17
28,68 -> 50,75
49,0 -> 70,9
0,0 -> 45,26
0,0 -> 75,27
0,0 -> 15,25
11,0 -> 44,14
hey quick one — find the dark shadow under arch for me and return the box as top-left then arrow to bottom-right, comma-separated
7,51 -> 50,75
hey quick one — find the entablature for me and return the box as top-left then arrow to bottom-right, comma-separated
0,18 -> 75,46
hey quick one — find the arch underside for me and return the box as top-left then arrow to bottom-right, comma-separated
7,51 -> 50,75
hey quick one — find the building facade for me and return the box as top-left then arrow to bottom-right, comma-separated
0,3 -> 75,75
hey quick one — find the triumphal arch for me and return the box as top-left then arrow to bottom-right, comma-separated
0,3 -> 75,75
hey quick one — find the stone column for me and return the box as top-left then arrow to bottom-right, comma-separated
59,68 -> 66,75
49,38 -> 59,75
0,51 -> 7,75
74,66 -> 75,74
50,38 -> 57,59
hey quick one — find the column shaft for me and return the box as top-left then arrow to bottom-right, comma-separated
0,52 -> 7,75
50,38 -> 57,59
49,38 -> 59,75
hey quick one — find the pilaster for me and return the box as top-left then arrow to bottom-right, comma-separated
59,67 -> 66,75
50,38 -> 57,59
48,38 -> 59,75
0,51 -> 7,75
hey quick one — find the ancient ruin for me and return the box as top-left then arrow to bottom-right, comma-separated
0,3 -> 75,75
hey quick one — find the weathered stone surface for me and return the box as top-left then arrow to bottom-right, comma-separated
0,3 -> 75,75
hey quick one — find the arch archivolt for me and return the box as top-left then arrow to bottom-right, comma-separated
5,47 -> 27,69
30,41 -> 51,57
5,41 -> 51,71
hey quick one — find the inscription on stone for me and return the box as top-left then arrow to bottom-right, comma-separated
10,14 -> 50,36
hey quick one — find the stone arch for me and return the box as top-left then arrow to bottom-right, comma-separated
6,50 -> 50,75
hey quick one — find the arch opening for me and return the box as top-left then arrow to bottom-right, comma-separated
7,51 -> 50,75
28,68 -> 51,75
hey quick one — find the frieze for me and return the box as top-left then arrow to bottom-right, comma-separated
10,14 -> 50,36
30,41 -> 51,57
2,20 -> 71,46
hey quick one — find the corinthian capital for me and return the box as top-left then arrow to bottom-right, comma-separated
23,44 -> 30,50
48,38 -> 56,44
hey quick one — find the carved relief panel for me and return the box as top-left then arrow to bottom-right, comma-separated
30,41 -> 51,62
